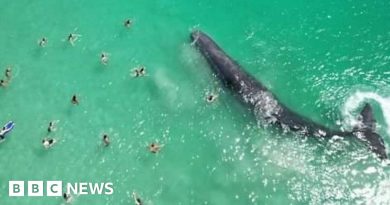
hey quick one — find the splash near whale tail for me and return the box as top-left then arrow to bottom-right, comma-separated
354,103 -> 387,160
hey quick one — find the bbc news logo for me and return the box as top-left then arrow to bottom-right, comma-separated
9,181 -> 114,196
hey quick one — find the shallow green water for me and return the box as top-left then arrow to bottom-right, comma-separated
1,0 -> 390,204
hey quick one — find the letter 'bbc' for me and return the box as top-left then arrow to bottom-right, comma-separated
9,181 -> 62,197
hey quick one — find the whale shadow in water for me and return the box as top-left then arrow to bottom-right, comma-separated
190,30 -> 388,160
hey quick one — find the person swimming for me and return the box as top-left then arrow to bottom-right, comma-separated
38,37 -> 47,47
149,143 -> 162,154
102,134 -> 110,146
101,52 -> 109,65
132,192 -> 143,205
139,66 -> 145,75
42,138 -> 56,149
0,79 -> 7,87
132,66 -> 146,77
47,121 -> 56,132
67,33 -> 76,45
124,19 -> 132,28
205,93 -> 218,103
63,192 -> 72,203
71,95 -> 79,105
5,67 -> 11,80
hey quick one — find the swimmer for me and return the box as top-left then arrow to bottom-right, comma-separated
47,121 -> 56,132
132,66 -> 146,77
42,138 -> 56,149
71,94 -> 79,105
149,142 -> 162,154
102,134 -> 110,146
101,52 -> 109,65
124,19 -> 132,28
5,67 -> 11,80
132,192 -> 143,205
67,33 -> 79,45
63,192 -> 72,203
0,79 -> 7,87
139,66 -> 146,76
133,69 -> 140,77
205,93 -> 218,103
38,37 -> 47,47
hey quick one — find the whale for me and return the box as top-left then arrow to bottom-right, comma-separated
190,30 -> 388,160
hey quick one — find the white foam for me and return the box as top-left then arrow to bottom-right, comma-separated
342,91 -> 390,136
363,166 -> 377,174
352,179 -> 390,205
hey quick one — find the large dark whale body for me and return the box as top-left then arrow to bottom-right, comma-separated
190,30 -> 388,160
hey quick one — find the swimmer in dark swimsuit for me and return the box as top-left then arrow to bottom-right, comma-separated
205,93 -> 218,103
124,19 -> 132,28
101,52 -> 109,65
68,33 -> 73,41
5,67 -> 11,80
132,66 -> 146,77
132,192 -> 143,205
38,37 -> 47,47
134,69 -> 140,77
0,79 -> 7,87
63,192 -> 72,203
71,95 -> 79,105
149,143 -> 162,153
139,67 -> 145,76
103,134 -> 110,146
48,121 -> 55,132
42,138 -> 56,149
68,33 -> 75,44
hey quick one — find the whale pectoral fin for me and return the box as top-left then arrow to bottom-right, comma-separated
359,103 -> 376,131
355,103 -> 387,160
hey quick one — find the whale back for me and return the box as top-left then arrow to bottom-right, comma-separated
191,31 -> 267,98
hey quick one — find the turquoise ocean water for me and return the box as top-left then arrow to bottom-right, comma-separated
1,0 -> 390,204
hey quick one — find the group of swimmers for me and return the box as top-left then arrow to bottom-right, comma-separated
34,18 -> 150,79
4,16 -> 217,204
42,94 -> 163,154
42,121 -> 57,149
38,32 -> 80,48
99,55 -> 148,76
0,67 -> 12,87
37,18 -> 133,68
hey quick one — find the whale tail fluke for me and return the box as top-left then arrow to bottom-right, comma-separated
354,103 -> 387,160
